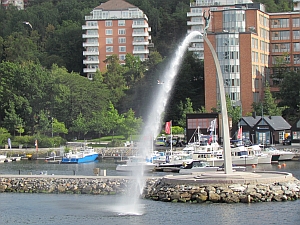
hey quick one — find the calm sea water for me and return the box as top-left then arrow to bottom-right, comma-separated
0,160 -> 300,225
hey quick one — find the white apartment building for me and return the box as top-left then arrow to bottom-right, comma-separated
1,0 -> 24,9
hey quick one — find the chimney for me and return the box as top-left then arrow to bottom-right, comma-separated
252,112 -> 256,118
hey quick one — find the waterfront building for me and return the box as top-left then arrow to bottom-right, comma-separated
82,0 -> 152,79
200,3 -> 300,116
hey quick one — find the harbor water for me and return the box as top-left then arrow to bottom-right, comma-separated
0,160 -> 300,225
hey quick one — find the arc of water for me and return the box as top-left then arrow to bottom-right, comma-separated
117,30 -> 233,215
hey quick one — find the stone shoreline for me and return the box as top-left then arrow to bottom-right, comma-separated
0,174 -> 300,203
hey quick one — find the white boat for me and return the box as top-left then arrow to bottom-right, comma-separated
192,142 -> 224,167
264,147 -> 295,161
0,154 -> 7,163
179,161 -> 219,174
247,145 -> 272,164
231,145 -> 258,166
157,151 -> 196,168
116,156 -> 156,172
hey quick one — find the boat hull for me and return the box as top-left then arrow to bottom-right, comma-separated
232,157 -> 258,166
116,163 -> 156,172
61,153 -> 98,164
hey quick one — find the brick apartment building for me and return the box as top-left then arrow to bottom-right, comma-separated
82,0 -> 152,79
187,1 -> 300,116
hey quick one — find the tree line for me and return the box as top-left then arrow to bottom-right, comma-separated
0,0 -> 299,145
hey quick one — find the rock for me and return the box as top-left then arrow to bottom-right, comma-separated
208,192 -> 221,203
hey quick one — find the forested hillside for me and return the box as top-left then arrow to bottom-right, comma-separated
0,0 -> 298,141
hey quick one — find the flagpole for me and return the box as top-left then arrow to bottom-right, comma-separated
170,120 -> 172,156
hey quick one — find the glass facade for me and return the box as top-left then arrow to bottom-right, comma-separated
223,10 -> 245,32
216,33 -> 240,103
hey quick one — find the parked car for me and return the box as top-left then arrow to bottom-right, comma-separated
282,136 -> 291,145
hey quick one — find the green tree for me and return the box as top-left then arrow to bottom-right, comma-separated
52,118 -> 68,136
103,55 -> 127,104
70,113 -> 89,139
118,109 -> 143,140
0,127 -> 10,147
177,98 -> 194,128
278,70 -> 300,121
252,83 -> 285,116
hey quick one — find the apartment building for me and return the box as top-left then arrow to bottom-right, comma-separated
1,0 -> 26,9
187,0 -> 253,59
203,4 -> 270,115
268,12 -> 300,78
193,2 -> 300,116
294,0 -> 300,11
82,0 -> 151,79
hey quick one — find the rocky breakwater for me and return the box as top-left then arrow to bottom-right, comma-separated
143,171 -> 300,203
0,175 -> 132,195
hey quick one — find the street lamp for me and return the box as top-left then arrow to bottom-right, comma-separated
51,117 -> 53,138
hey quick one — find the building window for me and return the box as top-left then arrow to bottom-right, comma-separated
253,92 -> 259,103
271,31 -> 290,40
293,30 -> 300,39
105,29 -> 112,35
294,54 -> 300,64
271,18 -> 289,28
105,20 -> 112,27
293,18 -> 300,27
119,54 -> 126,61
271,43 -> 290,52
106,38 -> 113,44
118,20 -> 125,26
106,46 -> 113,52
118,29 -> 126,35
119,46 -> 126,52
119,37 -> 126,44
294,43 -> 300,51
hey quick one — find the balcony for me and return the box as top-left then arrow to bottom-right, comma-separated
82,34 -> 99,38
82,25 -> 98,30
188,46 -> 204,51
132,32 -> 149,37
187,21 -> 203,26
83,68 -> 98,73
187,29 -> 204,34
83,42 -> 99,47
83,59 -> 99,64
132,23 -> 148,28
187,12 -> 202,17
133,41 -> 149,45
83,51 -> 99,56
85,16 -> 93,20
133,49 -> 149,54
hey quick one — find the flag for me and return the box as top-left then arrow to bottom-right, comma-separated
208,135 -> 213,144
8,138 -> 11,150
237,127 -> 242,140
165,121 -> 171,134
207,119 -> 216,132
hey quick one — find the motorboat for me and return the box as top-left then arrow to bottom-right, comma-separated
247,145 -> 272,164
179,161 -> 219,174
192,142 -> 224,167
264,146 -> 295,161
61,146 -> 98,164
230,145 -> 258,166
116,156 -> 156,172
156,151 -> 196,168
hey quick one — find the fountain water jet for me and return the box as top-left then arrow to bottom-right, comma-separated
115,30 -> 232,215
